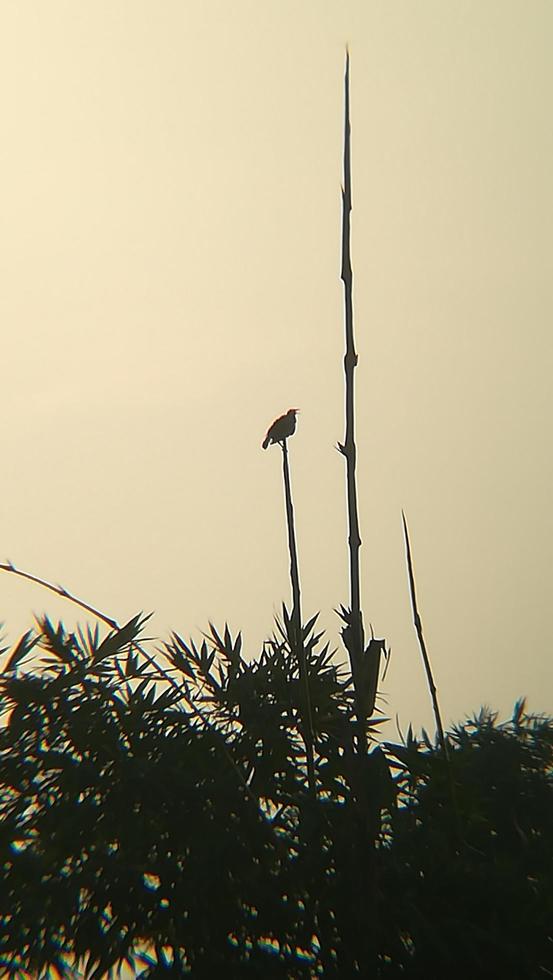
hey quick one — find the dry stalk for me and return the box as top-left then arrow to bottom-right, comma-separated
280,441 -> 315,793
401,511 -> 448,758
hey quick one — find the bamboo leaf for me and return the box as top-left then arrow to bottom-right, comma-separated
4,630 -> 39,672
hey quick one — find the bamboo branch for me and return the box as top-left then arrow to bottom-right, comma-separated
0,560 -> 119,629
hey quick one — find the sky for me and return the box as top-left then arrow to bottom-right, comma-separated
1,1 -> 551,736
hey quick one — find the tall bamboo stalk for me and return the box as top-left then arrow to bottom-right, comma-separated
338,52 -> 380,751
341,53 -> 362,628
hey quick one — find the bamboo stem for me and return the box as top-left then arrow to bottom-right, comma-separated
339,52 -> 370,749
341,53 -> 363,621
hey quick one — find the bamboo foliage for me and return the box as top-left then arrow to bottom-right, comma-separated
1,598 -> 551,975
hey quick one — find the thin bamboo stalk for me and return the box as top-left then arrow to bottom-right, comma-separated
401,511 -> 448,757
338,52 -> 373,751
340,52 -> 363,625
281,441 -> 315,793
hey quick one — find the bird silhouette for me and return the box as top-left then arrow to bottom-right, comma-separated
262,409 -> 299,449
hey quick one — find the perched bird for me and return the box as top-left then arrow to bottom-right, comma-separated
262,409 -> 299,449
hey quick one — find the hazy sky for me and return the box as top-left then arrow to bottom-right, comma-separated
1,1 -> 551,734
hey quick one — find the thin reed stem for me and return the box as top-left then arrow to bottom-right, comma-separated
401,511 -> 448,758
280,441 -> 315,793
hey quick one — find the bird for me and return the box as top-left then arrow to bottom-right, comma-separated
262,409 -> 299,449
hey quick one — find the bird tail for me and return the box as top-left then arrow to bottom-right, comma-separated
262,436 -> 270,450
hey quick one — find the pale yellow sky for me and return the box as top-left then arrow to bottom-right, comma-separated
1,1 -> 551,733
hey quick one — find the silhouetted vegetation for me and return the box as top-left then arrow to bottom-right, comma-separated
1,55 -> 551,977
0,618 -> 551,976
